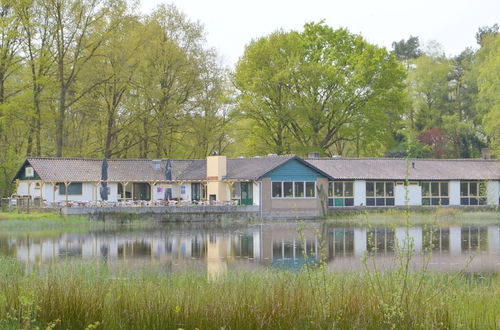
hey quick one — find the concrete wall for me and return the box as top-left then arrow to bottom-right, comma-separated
487,181 -> 500,206
395,184 -> 422,206
354,180 -> 366,206
449,181 -> 461,205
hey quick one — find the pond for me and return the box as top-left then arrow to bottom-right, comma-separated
1,219 -> 499,274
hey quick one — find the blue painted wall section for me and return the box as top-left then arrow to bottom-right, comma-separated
264,159 -> 326,181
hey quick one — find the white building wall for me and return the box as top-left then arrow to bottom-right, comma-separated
171,183 -> 192,201
16,182 -> 31,196
152,183 -> 164,201
486,181 -> 500,206
107,183 -> 119,202
395,185 -> 422,206
449,181 -> 461,205
253,182 -> 260,206
354,180 -> 366,206
54,182 -> 95,202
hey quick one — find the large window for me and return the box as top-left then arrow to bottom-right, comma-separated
58,182 -> 82,195
271,181 -> 316,198
366,181 -> 394,206
328,181 -> 354,207
460,181 -> 486,205
421,181 -> 449,205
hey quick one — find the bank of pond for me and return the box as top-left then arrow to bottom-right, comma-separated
0,258 -> 499,329
0,213 -> 499,328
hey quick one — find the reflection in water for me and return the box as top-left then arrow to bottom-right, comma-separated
1,222 -> 499,274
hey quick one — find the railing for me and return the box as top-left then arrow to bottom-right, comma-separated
46,199 -> 242,208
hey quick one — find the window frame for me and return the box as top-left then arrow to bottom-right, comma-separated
365,181 -> 395,207
328,181 -> 354,207
271,181 -> 316,199
460,181 -> 487,206
58,182 -> 83,196
421,181 -> 449,206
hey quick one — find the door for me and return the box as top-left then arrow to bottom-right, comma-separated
133,183 -> 150,201
240,182 -> 253,205
192,183 -> 201,201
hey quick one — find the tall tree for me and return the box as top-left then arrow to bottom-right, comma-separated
234,30 -> 301,155
476,34 -> 500,156
137,4 -> 206,158
46,0 -> 115,156
235,23 -> 406,156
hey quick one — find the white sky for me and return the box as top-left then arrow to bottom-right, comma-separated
140,0 -> 499,68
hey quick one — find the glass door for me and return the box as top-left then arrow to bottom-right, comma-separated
240,182 -> 253,205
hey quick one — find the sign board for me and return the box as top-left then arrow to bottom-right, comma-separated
25,167 -> 34,178
181,185 -> 186,194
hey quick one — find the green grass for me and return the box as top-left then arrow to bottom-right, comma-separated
0,210 -> 78,221
0,258 -> 499,329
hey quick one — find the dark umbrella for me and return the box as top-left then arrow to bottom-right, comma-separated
165,159 -> 172,200
100,158 -> 108,200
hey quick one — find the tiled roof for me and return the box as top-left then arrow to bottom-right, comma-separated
106,159 -> 165,182
305,158 -> 500,181
171,155 -> 300,181
26,157 -> 102,182
22,156 -> 500,183
226,155 -> 297,180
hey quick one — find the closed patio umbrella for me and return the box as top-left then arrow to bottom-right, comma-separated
165,159 -> 172,200
100,158 -> 108,200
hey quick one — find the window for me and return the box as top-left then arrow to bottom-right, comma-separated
58,182 -> 82,195
460,181 -> 486,205
421,181 -> 449,206
366,181 -> 394,206
283,182 -> 293,198
328,181 -> 354,207
272,182 -> 282,198
306,182 -> 315,197
271,181 -> 316,199
294,182 -> 304,197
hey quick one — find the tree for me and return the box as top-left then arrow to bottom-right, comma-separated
234,30 -> 301,155
392,35 -> 423,64
408,54 -> 451,130
136,4 -> 206,158
476,34 -> 500,156
235,22 -> 406,156
46,0 -> 116,157
476,23 -> 498,45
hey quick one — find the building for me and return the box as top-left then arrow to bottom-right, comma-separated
12,155 -> 500,217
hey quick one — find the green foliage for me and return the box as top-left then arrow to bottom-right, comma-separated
234,22 -> 407,157
476,34 -> 500,156
0,257 -> 499,329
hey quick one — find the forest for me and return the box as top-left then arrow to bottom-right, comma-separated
0,0 -> 498,195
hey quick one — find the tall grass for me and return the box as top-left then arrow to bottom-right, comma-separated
0,258 -> 499,329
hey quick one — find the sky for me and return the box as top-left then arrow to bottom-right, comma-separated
140,0 -> 499,67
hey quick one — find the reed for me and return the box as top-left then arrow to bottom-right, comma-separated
0,258 -> 499,329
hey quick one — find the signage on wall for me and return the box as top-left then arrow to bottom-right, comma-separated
25,167 -> 34,178
181,185 -> 186,194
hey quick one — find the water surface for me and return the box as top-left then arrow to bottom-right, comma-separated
1,220 -> 499,274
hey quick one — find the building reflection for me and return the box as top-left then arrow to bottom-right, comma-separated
1,222 -> 499,273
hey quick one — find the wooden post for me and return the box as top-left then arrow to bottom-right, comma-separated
121,182 -> 128,200
64,182 -> 70,204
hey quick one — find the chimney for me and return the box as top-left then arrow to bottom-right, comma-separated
308,152 -> 321,158
481,148 -> 491,160
206,155 -> 228,202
